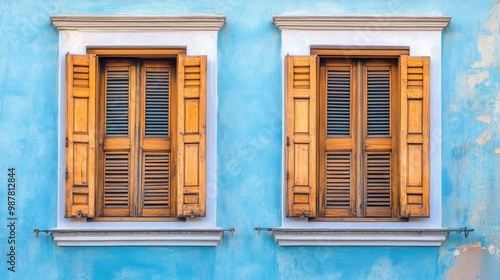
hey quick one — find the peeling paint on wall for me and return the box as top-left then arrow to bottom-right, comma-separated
447,243 -> 483,280
447,242 -> 500,280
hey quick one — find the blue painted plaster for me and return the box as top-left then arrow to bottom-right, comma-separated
1,0 -> 499,279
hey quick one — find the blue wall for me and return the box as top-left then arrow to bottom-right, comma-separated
1,0 -> 499,279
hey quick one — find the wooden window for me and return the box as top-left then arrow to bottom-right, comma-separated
65,52 -> 207,220
285,52 -> 430,220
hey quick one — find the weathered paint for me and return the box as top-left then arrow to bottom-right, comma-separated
0,0 -> 499,279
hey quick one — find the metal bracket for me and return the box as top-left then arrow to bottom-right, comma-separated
34,229 -> 51,238
254,227 -> 273,235
448,227 -> 475,238
190,210 -> 198,218
223,228 -> 236,237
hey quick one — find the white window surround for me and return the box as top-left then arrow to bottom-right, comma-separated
274,16 -> 451,246
52,15 -> 225,246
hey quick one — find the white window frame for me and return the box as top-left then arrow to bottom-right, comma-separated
274,16 -> 451,246
51,16 -> 224,246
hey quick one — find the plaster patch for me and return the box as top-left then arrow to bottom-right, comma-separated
363,258 -> 399,280
495,148 -> 500,154
488,245 -> 495,255
469,70 -> 489,88
489,19 -> 500,33
447,243 -> 483,280
454,249 -> 460,256
473,0 -> 500,68
476,130 -> 492,145
476,115 -> 491,124
487,1 -> 500,33
459,71 -> 489,97
473,35 -> 499,69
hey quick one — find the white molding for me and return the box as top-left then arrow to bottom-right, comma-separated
51,16 -> 226,31
273,16 -> 451,31
55,23 -> 219,234
280,26 -> 444,231
272,229 -> 449,246
51,229 -> 224,246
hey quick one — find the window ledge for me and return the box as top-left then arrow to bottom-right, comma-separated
51,15 -> 226,31
51,229 -> 224,247
272,228 -> 449,246
273,16 -> 451,31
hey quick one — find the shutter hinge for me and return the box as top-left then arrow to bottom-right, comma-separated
299,210 -> 310,218
286,171 -> 290,180
65,137 -> 68,147
65,168 -> 68,180
286,137 -> 290,146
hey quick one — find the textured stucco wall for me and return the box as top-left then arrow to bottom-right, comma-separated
0,0 -> 498,279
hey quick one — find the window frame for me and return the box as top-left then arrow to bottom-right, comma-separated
318,56 -> 400,220
277,19 -> 446,231
94,54 -> 179,221
315,49 -> 408,221
52,16 -> 224,246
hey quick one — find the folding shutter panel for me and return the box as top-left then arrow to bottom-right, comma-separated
176,55 -> 206,217
101,61 -> 135,217
399,56 -> 430,218
286,55 -> 317,217
65,54 -> 97,218
140,61 -> 172,217
364,63 -> 395,217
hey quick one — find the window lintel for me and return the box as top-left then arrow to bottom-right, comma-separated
87,48 -> 187,58
311,47 -> 409,58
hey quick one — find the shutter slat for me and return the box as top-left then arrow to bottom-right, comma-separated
366,153 -> 391,209
106,69 -> 129,137
327,68 -> 351,137
367,67 -> 390,137
145,68 -> 169,137
142,154 -> 170,208
325,153 -> 351,209
104,153 -> 129,208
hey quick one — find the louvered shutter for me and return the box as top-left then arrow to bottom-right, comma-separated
364,64 -> 394,217
140,61 -> 172,217
100,61 -> 135,217
321,63 -> 355,217
399,56 -> 430,218
286,55 -> 317,217
176,55 -> 206,217
65,54 -> 97,218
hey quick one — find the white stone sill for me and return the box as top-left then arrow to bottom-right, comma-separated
51,228 -> 224,247
272,228 -> 449,246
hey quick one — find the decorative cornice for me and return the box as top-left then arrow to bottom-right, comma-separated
51,229 -> 224,246
273,16 -> 451,31
51,16 -> 226,32
272,229 -> 449,246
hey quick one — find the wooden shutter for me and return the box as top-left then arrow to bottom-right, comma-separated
399,56 -> 430,218
65,54 -> 97,218
176,55 -> 206,217
286,55 -> 317,217
363,62 -> 396,218
139,61 -> 173,217
99,60 -> 135,217
320,61 -> 356,217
